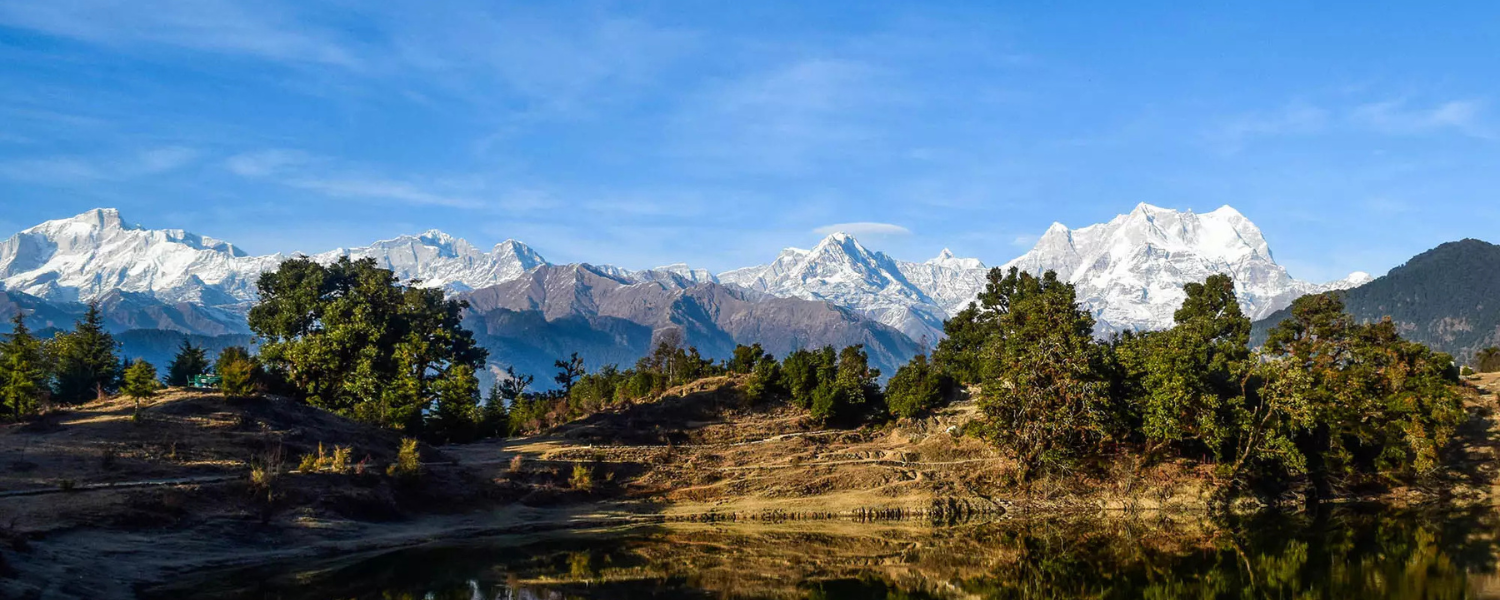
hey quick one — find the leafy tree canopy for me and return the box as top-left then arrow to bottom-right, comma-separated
248,256 -> 487,433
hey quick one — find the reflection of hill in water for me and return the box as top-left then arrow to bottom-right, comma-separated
149,507 -> 1500,599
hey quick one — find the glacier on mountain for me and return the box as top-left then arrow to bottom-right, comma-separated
1000,203 -> 1369,332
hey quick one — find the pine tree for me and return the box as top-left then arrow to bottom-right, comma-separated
121,358 -> 159,418
0,312 -> 49,421
166,338 -> 210,387
481,381 -> 510,439
50,303 -> 121,403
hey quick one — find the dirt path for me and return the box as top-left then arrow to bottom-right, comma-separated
0,474 -> 238,498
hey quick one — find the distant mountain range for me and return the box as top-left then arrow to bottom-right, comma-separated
0,205 -> 1380,385
1253,239 -> 1500,365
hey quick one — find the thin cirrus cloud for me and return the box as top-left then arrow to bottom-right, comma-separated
224,149 -> 549,212
0,0 -> 362,68
1209,97 -> 1493,150
812,222 -> 912,237
1349,99 -> 1490,138
0,146 -> 199,183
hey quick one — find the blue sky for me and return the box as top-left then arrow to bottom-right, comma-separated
0,1 -> 1496,281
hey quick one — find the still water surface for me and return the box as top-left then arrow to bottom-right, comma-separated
155,506 -> 1500,599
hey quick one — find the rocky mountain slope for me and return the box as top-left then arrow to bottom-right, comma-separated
462,263 -> 921,382
1252,239 -> 1500,363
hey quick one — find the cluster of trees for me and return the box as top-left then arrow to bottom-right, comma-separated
926,267 -> 1464,500
0,306 -> 141,421
506,332 -> 731,435
740,344 -> 884,423
0,300 -> 276,424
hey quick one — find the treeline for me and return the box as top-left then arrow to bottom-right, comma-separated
0,301 -> 269,423
924,268 -> 1464,502
503,335 -> 890,436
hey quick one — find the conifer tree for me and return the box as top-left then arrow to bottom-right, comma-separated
121,358 -> 159,417
50,303 -> 121,403
166,338 -> 210,386
0,312 -> 48,420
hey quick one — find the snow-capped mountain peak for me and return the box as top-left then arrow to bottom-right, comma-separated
928,248 -> 985,270
717,232 -> 988,342
1003,204 -> 1365,332
1,208 -> 276,305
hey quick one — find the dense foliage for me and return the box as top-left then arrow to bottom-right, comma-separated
883,353 -> 948,420
0,313 -> 48,420
923,266 -> 1467,499
247,257 -> 487,434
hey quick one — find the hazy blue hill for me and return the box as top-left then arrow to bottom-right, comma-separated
1252,239 -> 1500,364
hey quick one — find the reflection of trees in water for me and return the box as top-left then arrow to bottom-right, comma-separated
954,507 -> 1500,599
169,507 -> 1500,599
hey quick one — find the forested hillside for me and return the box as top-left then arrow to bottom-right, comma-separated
1253,239 -> 1500,364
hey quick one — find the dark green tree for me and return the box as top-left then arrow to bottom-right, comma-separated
962,267 -> 1116,478
248,257 -> 487,432
782,346 -> 837,409
427,364 -> 483,443
728,343 -> 767,374
481,378 -> 512,439
165,339 -> 210,386
0,312 -> 49,420
743,355 -> 783,403
1245,293 -> 1465,502
215,346 -> 258,397
932,303 -> 992,386
885,354 -> 948,419
49,302 -> 121,403
121,358 -> 159,416
1116,274 -> 1251,461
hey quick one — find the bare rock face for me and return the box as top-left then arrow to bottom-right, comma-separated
460,264 -> 921,384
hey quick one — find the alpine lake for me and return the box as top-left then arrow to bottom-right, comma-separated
145,504 -> 1500,599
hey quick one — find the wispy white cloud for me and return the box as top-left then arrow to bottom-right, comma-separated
1207,102 -> 1329,151
226,147 -> 551,212
0,146 -> 198,183
224,149 -> 317,177
136,146 -> 200,173
671,59 -> 898,174
286,177 -> 484,209
0,0 -> 362,68
1209,97 -> 1493,150
812,222 -> 912,237
1350,99 -> 1490,137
